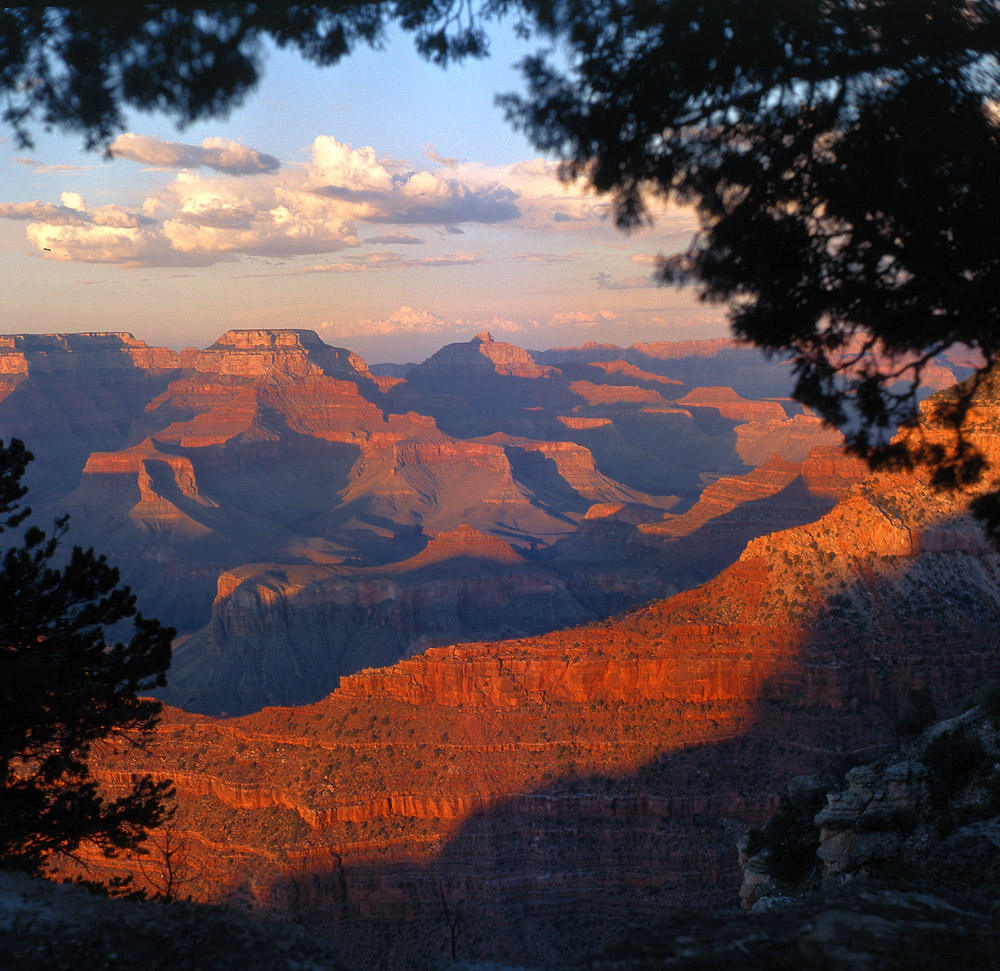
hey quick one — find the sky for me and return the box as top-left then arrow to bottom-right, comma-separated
0,22 -> 729,364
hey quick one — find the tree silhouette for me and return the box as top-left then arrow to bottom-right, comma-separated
137,819 -> 203,902
0,439 -> 175,874
502,1 -> 1000,480
0,3 -> 499,150
3,2 -> 1000,517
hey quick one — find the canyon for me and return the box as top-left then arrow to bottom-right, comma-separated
4,328 -> 996,968
51,361 -> 1000,968
0,327 -> 869,714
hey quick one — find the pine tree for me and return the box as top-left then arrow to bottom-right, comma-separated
0,438 -> 174,874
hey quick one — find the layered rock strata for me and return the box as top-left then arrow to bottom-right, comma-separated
72,373 -> 1000,969
1,328 -> 852,713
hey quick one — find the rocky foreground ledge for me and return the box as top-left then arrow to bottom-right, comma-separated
7,702 -> 1000,971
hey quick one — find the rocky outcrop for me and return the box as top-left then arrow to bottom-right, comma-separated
162,545 -> 682,715
677,386 -> 790,422
195,328 -> 375,383
586,359 -> 684,387
0,331 -> 182,371
734,412 -> 845,464
412,330 -> 556,379
542,885 -> 1000,971
394,524 -> 522,568
625,447 -> 865,592
568,380 -> 667,406
739,703 -> 1000,918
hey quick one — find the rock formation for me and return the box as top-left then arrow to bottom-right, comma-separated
0,327 -> 851,714
55,369 -> 1000,969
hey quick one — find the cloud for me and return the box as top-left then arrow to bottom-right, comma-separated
510,252 -> 575,264
322,307 -> 539,342
390,180 -> 520,225
364,233 -> 425,245
325,305 -> 455,337
0,196 -> 196,267
424,143 -> 459,169
596,271 -> 658,290
459,315 -> 530,334
109,134 -> 281,175
1,133 -> 675,268
552,310 -> 617,325
248,250 -> 483,277
0,201 -> 90,225
309,160 -> 521,225
12,157 -> 88,173
236,250 -> 484,278
142,167 -> 359,264
630,253 -> 662,266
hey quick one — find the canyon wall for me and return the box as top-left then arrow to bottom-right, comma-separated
0,328 -> 855,714
67,370 -> 1000,969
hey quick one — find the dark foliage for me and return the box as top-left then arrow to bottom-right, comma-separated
897,687 -> 938,740
747,788 -> 826,885
965,679 -> 1000,730
921,724 -> 989,811
0,3 -> 510,150
503,1 -> 1000,490
0,439 -> 174,874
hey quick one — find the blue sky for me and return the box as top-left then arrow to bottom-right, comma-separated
0,23 -> 727,363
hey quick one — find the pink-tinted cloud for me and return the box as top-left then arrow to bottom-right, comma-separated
510,252 -> 575,264
423,143 -> 459,169
12,157 -> 88,173
277,251 -> 483,275
1,134 -> 690,268
109,134 -> 281,175
324,306 -> 454,337
552,310 -> 617,325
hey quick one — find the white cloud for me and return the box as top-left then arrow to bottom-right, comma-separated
60,192 -> 86,211
0,196 -> 196,267
1,133 -> 695,268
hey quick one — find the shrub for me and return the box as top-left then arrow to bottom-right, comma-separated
922,725 -> 988,810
